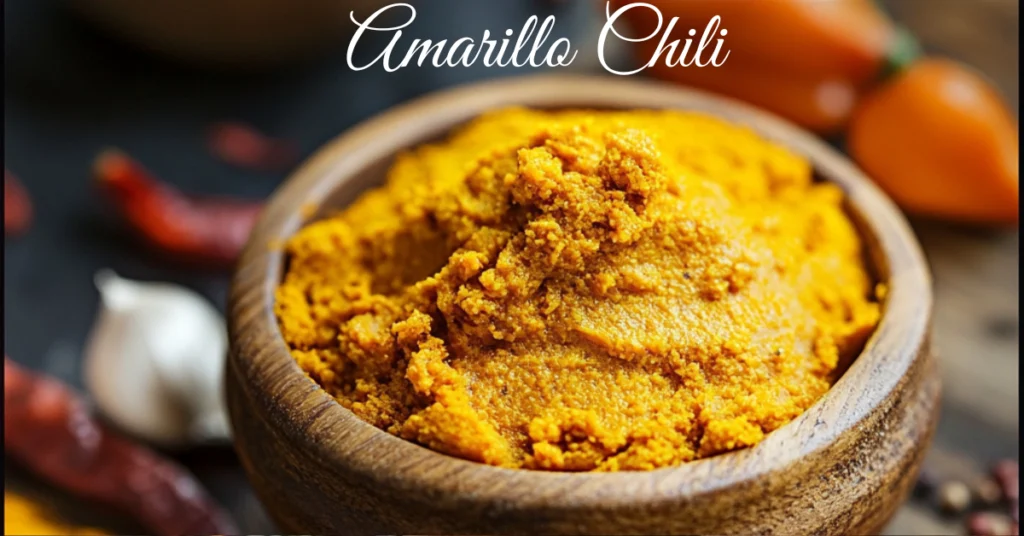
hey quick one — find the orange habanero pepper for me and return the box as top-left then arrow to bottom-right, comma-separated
848,58 -> 1019,225
611,0 -> 902,133
645,57 -> 860,134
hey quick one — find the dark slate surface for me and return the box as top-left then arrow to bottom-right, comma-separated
4,0 -> 597,531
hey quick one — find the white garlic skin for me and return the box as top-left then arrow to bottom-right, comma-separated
84,270 -> 231,447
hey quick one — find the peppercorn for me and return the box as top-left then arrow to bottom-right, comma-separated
913,466 -> 940,500
937,480 -> 972,515
975,476 -> 1007,508
994,460 -> 1020,523
968,512 -> 1016,536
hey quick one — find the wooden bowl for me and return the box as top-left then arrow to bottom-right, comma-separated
227,75 -> 940,535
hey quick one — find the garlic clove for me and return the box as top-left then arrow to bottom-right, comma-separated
86,270 -> 192,447
85,269 -> 231,448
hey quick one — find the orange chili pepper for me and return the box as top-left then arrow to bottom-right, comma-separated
848,58 -> 1019,225
644,58 -> 859,134
5,170 -> 33,236
94,149 -> 264,267
610,0 -> 904,133
614,0 -> 895,81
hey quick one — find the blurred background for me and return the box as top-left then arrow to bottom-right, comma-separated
4,1 -> 1018,534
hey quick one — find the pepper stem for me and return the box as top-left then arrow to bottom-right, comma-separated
881,26 -> 922,81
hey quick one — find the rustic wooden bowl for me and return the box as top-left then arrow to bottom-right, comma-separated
227,75 -> 940,536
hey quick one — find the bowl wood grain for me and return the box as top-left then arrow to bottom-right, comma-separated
227,74 -> 939,535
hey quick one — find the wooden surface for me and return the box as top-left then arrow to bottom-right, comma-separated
878,0 -> 1020,534
227,75 -> 939,535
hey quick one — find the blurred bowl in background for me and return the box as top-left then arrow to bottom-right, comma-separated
69,0 -> 390,68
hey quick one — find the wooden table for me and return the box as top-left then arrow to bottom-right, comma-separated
878,0 -> 1020,533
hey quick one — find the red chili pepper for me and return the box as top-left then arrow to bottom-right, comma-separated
207,122 -> 298,173
4,357 -> 238,536
5,170 -> 33,236
94,149 -> 263,268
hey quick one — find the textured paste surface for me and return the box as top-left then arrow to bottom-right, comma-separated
276,109 -> 881,471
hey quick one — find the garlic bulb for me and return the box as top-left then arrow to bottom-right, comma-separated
84,269 -> 231,447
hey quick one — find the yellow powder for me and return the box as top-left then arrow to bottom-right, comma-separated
275,108 -> 880,471
4,492 -> 106,535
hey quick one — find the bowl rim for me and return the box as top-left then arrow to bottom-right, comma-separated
228,73 -> 932,511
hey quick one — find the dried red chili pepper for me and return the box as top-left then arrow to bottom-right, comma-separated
4,357 -> 238,536
94,149 -> 263,268
207,122 -> 298,172
5,170 -> 33,236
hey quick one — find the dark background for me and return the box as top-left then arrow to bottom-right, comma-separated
4,1 -> 599,532
4,1 -> 1018,534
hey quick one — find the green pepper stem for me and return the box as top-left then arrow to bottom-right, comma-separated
881,26 -> 922,81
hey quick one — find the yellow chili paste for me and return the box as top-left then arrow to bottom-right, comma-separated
275,108 -> 881,471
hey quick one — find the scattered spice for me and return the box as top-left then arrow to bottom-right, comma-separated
5,170 -> 33,236
938,480 -> 973,515
968,512 -> 1017,536
917,465 -> 937,504
915,459 -> 1021,534
267,238 -> 286,252
299,201 -> 318,220
994,460 -> 1020,523
4,492 -> 107,535
913,466 -> 940,499
207,121 -> 298,172
975,476 -> 1007,508
3,357 -> 238,536
93,149 -> 264,268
